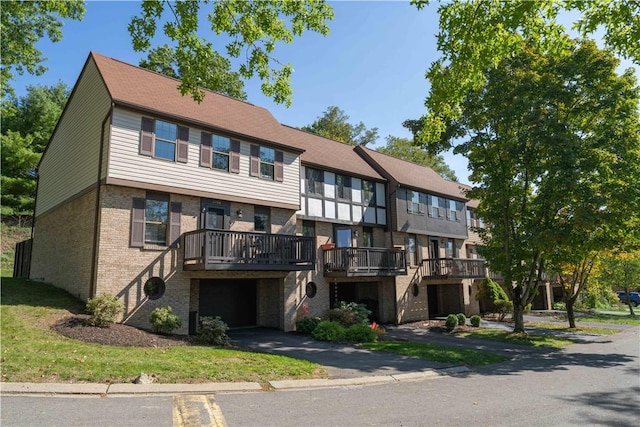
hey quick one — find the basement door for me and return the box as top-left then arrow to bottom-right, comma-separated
199,279 -> 257,328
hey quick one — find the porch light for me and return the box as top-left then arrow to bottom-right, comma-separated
236,209 -> 243,218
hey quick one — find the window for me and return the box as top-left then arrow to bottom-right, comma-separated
250,145 -> 283,181
408,190 -> 422,214
302,220 -> 315,237
306,168 -> 324,196
362,227 -> 373,247
362,180 -> 375,206
131,193 -> 181,248
448,200 -> 458,221
407,234 -> 418,266
430,195 -> 440,217
144,277 -> 166,300
446,239 -> 456,258
254,206 -> 270,232
335,227 -> 352,248
212,134 -> 230,171
336,175 -> 351,200
140,117 -> 188,163
260,146 -> 275,179
145,194 -> 169,244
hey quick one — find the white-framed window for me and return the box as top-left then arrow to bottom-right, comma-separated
408,190 -> 423,214
336,174 -> 351,200
212,134 -> 231,171
430,195 -> 440,217
448,199 -> 458,221
306,168 -> 324,196
259,146 -> 275,179
154,121 -> 177,161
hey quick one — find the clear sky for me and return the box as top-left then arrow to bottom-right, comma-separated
10,1 -> 639,186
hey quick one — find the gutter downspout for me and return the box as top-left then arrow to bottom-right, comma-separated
89,104 -> 114,298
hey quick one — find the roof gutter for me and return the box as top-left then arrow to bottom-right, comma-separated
89,103 -> 114,298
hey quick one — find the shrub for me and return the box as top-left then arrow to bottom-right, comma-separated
149,306 -> 182,334
344,323 -> 378,343
336,301 -> 371,324
85,293 -> 123,327
324,308 -> 359,328
494,299 -> 513,321
197,316 -> 230,346
311,321 -> 346,342
552,301 -> 566,311
296,316 -> 321,334
445,314 -> 459,331
456,313 -> 467,326
470,315 -> 482,327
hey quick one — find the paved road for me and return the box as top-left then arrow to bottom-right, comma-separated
1,322 -> 638,426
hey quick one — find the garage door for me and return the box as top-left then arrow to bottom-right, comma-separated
199,279 -> 257,327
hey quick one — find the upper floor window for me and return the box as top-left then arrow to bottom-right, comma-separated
430,195 -> 442,217
408,190 -> 424,214
250,145 -> 283,181
306,168 -> 324,196
131,192 -> 181,248
336,174 -> 351,200
448,200 -> 459,221
200,133 -> 240,173
362,180 -> 375,206
254,206 -> 270,232
140,117 -> 189,163
212,135 -> 230,171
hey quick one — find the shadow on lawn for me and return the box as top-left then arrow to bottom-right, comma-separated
0,277 -> 85,314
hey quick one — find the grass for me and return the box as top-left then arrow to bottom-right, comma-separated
361,341 -> 509,366
1,224 -> 30,273
457,329 -> 577,348
1,278 -> 326,385
525,321 -> 620,335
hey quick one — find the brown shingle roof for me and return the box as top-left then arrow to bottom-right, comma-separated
279,125 -> 384,181
357,146 -> 469,200
91,52 -> 300,150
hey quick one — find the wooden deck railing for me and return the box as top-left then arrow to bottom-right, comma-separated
323,247 -> 407,276
419,258 -> 489,279
183,229 -> 315,271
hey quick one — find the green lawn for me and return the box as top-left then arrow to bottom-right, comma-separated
457,329 -> 577,348
1,278 -> 326,385
525,321 -> 620,335
361,341 -> 509,366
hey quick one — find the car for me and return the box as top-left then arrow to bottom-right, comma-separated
617,291 -> 640,307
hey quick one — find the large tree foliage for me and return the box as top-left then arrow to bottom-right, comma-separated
596,252 -> 640,316
302,106 -> 378,146
139,44 -> 247,100
0,0 -> 85,97
447,39 -> 640,332
129,0 -> 334,105
412,0 -> 640,144
377,136 -> 457,181
1,83 -> 70,222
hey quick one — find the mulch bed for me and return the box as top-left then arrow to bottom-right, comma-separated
51,315 -> 195,347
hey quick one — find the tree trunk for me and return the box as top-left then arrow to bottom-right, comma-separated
513,303 -> 525,332
566,299 -> 576,328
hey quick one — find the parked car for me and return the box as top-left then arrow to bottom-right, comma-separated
617,291 -> 640,307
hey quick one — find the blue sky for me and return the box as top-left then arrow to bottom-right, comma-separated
11,1 -> 639,186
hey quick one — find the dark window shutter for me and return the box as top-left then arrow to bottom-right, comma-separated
250,145 -> 260,176
230,139 -> 240,173
140,117 -> 154,157
200,132 -> 211,167
131,198 -> 146,247
177,126 -> 189,163
169,202 -> 182,247
275,150 -> 284,182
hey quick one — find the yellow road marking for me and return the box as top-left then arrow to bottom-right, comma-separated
173,394 -> 227,427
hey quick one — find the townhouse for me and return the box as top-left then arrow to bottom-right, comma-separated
26,52 -> 502,334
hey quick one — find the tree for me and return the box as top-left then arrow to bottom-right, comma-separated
139,44 -> 247,100
129,0 -> 334,105
377,136 -> 457,181
596,252 -> 640,316
0,0 -> 85,97
411,0 -> 640,144
444,39 -> 640,332
1,83 -> 71,222
302,106 -> 378,146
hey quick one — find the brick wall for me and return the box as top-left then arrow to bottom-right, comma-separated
30,189 -> 97,301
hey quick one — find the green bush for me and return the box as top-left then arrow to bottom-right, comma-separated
494,299 -> 513,321
344,323 -> 377,343
312,321 -> 346,342
296,316 -> 321,334
336,301 -> 371,323
445,314 -> 459,331
197,316 -> 230,346
324,308 -> 359,328
470,315 -> 482,327
149,306 -> 181,334
85,293 -> 123,327
552,301 -> 566,311
456,313 -> 467,325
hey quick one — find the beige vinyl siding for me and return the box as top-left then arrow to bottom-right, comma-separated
35,59 -> 111,216
108,109 -> 300,207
